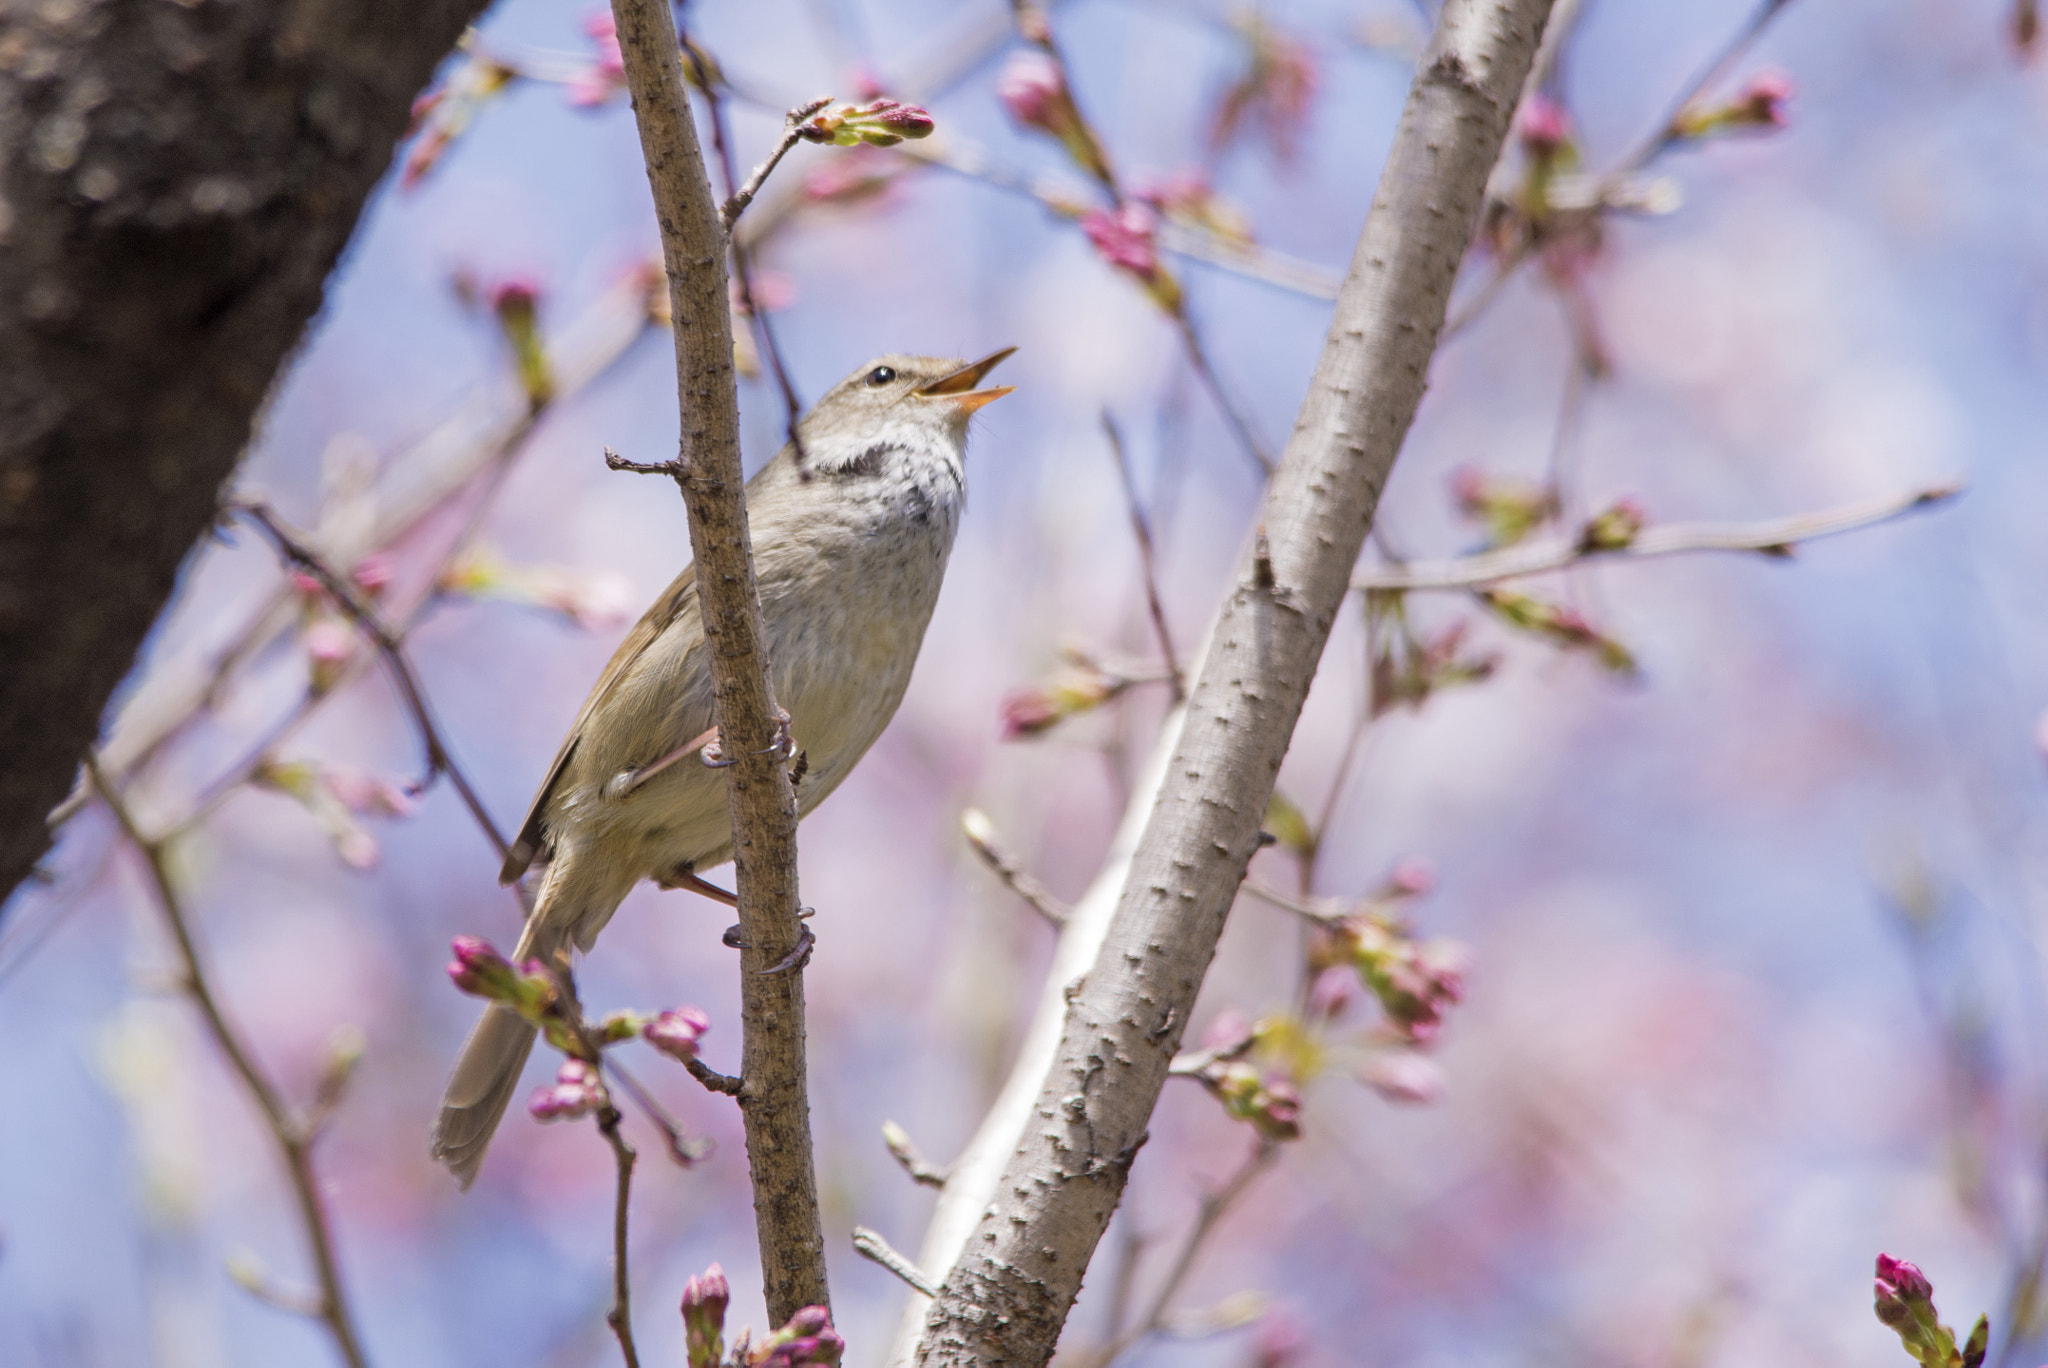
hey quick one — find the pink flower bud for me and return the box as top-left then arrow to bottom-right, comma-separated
528,1058 -> 602,1122
1517,94 -> 1573,156
798,99 -> 936,148
1200,1007 -> 1256,1053
303,619 -> 354,666
446,936 -> 518,998
682,1263 -> 730,1368
999,686 -> 1063,739
1875,1253 -> 1934,1312
349,553 -> 395,595
643,1007 -> 712,1063
997,50 -> 1069,134
1388,857 -> 1435,896
756,1305 -> 844,1368
1080,204 -> 1160,278
1732,72 -> 1793,128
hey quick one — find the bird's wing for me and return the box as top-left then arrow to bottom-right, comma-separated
498,564 -> 699,884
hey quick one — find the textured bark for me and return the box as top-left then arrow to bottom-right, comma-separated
610,0 -> 826,1325
905,1 -> 1556,1363
0,0 -> 492,908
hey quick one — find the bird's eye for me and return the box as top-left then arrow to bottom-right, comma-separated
865,365 -> 896,387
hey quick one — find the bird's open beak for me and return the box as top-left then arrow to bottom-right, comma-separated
919,347 -> 1016,414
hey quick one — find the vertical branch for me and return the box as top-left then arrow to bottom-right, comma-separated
609,0 -> 828,1322
86,755 -> 370,1368
601,1107 -> 642,1368
900,1 -> 1556,1363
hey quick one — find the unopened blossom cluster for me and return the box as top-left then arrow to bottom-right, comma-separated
797,99 -> 935,149
439,544 -> 633,632
1872,1254 -> 1987,1368
444,936 -> 714,1122
998,650 -> 1133,739
683,1263 -> 843,1368
253,759 -> 417,870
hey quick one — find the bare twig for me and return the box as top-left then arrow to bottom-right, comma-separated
679,28 -> 811,469
961,809 -> 1069,927
603,1056 -> 713,1166
1614,0 -> 1800,174
722,96 -> 834,231
1120,1140 -> 1278,1352
898,3 -> 1555,1362
600,1103 -> 643,1368
687,1056 -> 746,1096
86,755 -> 370,1368
1173,315 -> 1274,477
882,1120 -> 950,1188
854,1226 -> 940,1297
1353,485 -> 1961,592
233,501 -> 509,863
1239,881 -> 1349,926
1103,414 -> 1184,701
611,0 -> 827,1323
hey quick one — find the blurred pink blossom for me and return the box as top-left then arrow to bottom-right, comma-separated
643,1006 -> 712,1063
997,50 -> 1069,135
568,12 -> 626,107
1359,1049 -> 1445,1104
1517,93 -> 1573,156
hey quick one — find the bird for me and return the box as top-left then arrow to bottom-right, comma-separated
433,348 -> 1015,1187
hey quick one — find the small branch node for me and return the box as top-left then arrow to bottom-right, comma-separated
882,1120 -> 950,1188
852,1226 -> 939,1297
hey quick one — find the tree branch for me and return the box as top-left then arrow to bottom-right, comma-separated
722,96 -> 835,232
899,2 -> 1556,1362
0,0 -> 495,911
86,755 -> 370,1368
233,501 -> 509,862
1353,485 -> 1960,592
609,0 -> 827,1324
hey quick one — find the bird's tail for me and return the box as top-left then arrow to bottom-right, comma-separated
432,846 -> 632,1188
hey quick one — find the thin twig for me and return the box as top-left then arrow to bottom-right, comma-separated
232,501 -> 510,862
600,1103 -> 643,1368
679,27 -> 811,469
1613,0 -> 1800,174
961,808 -> 1069,926
603,1055 -> 713,1166
1173,314 -> 1273,476
1238,881 -> 1349,926
86,755 -> 370,1368
1102,413 -> 1184,702
1127,1140 -> 1277,1345
853,1226 -> 939,1297
686,1056 -> 746,1096
1352,484 -> 1961,592
722,96 -> 835,231
882,1120 -> 950,1188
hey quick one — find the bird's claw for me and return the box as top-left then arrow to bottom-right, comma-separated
758,925 -> 816,977
699,708 -> 797,768
720,921 -> 816,975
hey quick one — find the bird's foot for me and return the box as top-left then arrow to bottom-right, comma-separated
719,918 -> 817,976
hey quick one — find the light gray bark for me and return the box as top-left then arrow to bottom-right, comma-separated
902,1 -> 1556,1362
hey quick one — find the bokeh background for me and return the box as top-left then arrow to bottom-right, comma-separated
5,0 -> 2048,1365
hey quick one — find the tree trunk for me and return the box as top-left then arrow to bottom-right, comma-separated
0,0 -> 492,908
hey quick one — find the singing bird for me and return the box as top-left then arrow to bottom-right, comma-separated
434,349 -> 1015,1186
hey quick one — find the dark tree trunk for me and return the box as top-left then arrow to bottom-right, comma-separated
0,0 -> 492,908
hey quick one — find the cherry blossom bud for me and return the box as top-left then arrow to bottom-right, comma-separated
1453,466 -> 1556,548
798,99 -> 936,148
997,50 -> 1070,134
1388,857 -> 1435,897
446,936 -> 520,999
1579,498 -> 1647,552
1209,15 -> 1317,164
1201,1008 -> 1256,1053
1673,71 -> 1795,140
1253,1310 -> 1307,1368
1478,586 -> 1636,674
1080,205 -> 1183,314
322,768 -> 418,820
1358,1049 -> 1444,1104
528,1058 -> 603,1122
350,552 -> 395,595
1872,1254 -> 1988,1368
682,1263 -> 730,1368
754,1305 -> 844,1368
1208,1061 -> 1302,1142
1134,169 -> 1253,244
643,1007 -> 712,1063
568,13 -> 627,107
490,279 -> 553,409
999,655 -> 1129,739
1517,94 -> 1573,157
